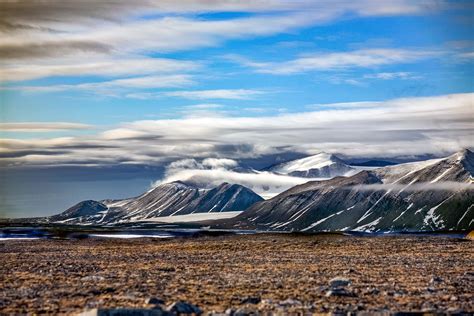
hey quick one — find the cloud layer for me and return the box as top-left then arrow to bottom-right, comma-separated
1,0 -> 446,83
227,49 -> 440,74
159,158 -> 317,198
350,182 -> 474,192
1,1 -> 471,169
1,93 -> 472,167
0,122 -> 91,132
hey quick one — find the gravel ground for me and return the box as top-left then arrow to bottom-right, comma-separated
0,233 -> 473,315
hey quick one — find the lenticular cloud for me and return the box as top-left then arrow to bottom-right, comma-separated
157,158 -> 318,198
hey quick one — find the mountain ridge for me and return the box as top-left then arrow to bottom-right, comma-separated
33,149 -> 474,231
222,149 -> 474,232
49,181 -> 263,224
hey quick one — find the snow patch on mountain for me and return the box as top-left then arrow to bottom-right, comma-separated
50,181 -> 263,225
271,152 -> 339,173
223,149 -> 474,233
138,211 -> 243,223
267,152 -> 356,178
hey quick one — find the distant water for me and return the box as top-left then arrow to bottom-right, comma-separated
0,226 -> 249,240
89,233 -> 175,239
0,226 -> 468,241
0,237 -> 40,241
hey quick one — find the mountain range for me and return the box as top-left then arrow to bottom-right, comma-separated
224,149 -> 473,232
49,182 -> 263,225
45,149 -> 473,232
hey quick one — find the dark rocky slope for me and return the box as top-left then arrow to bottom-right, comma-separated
50,181 -> 263,224
225,149 -> 474,232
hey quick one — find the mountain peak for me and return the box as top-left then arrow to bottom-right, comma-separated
307,151 -> 340,160
452,148 -> 474,175
454,148 -> 473,159
161,180 -> 196,189
444,148 -> 474,169
273,152 -> 340,171
216,182 -> 249,189
51,200 -> 107,221
267,151 -> 353,178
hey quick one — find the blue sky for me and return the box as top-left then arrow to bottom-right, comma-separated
2,2 -> 473,130
0,0 -> 473,216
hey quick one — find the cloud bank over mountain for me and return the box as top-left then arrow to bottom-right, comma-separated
1,93 -> 472,167
158,157 -> 315,198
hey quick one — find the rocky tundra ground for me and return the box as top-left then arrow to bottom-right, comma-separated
0,233 -> 473,314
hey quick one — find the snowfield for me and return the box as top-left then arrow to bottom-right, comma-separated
140,211 -> 243,223
271,152 -> 338,173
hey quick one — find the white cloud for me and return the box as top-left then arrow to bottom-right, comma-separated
2,2 -> 437,56
177,104 -> 228,118
167,159 -> 202,170
201,158 -> 238,169
0,0 -> 442,30
0,93 -> 472,167
0,13 -> 321,83
229,49 -> 441,74
8,75 -> 195,96
166,158 -> 238,171
124,92 -> 162,100
164,89 -> 265,100
160,160 -> 473,199
162,168 -> 317,199
363,72 -> 421,80
1,57 -> 199,82
160,157 -> 316,198
86,75 -> 194,89
307,101 -> 387,109
184,103 -> 224,110
124,90 -> 265,101
328,77 -> 365,86
0,1 -> 446,82
0,122 -> 91,132
457,51 -> 474,60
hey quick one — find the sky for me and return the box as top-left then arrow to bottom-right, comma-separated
0,0 -> 473,217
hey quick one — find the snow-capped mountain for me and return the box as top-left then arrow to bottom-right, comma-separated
45,149 -> 474,231
266,152 -> 356,178
225,149 -> 474,232
50,181 -> 263,224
